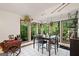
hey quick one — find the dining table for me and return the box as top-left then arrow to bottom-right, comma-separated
33,35 -> 59,56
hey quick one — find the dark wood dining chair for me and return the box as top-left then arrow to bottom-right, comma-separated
48,35 -> 59,55
37,35 -> 47,54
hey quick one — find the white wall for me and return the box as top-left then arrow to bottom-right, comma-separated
0,10 -> 21,42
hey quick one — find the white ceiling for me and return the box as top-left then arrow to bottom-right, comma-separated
0,3 -> 79,23
35,3 -> 79,23
0,3 -> 60,19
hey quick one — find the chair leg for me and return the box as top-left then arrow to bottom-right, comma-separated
57,44 -> 58,52
48,43 -> 51,56
46,43 -> 48,51
38,43 -> 39,51
57,40 -> 58,52
42,43 -> 43,54
33,39 -> 35,48
54,44 -> 56,55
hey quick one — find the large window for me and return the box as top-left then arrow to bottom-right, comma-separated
20,21 -> 28,41
62,18 -> 78,44
50,22 -> 60,36
31,23 -> 37,39
38,24 -> 41,34
42,24 -> 49,34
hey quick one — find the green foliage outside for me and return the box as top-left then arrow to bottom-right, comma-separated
42,24 -> 49,34
20,15 -> 30,41
20,17 -> 78,43
20,24 -> 28,41
51,22 -> 60,35
62,18 -> 78,41
37,22 -> 60,36
31,24 -> 37,39
62,20 -> 69,40
38,24 -> 42,34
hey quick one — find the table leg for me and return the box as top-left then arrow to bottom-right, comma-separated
55,44 -> 56,55
54,39 -> 56,55
48,41 -> 51,56
42,43 -> 43,54
33,38 -> 35,48
38,43 -> 39,51
57,40 -> 58,52
46,42 -> 48,50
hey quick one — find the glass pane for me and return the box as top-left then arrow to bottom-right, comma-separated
42,24 -> 49,34
31,23 -> 37,39
51,22 -> 60,36
20,21 -> 28,41
62,18 -> 78,44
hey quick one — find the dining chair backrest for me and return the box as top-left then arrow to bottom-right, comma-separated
50,35 -> 59,44
36,35 -> 43,43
